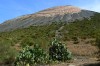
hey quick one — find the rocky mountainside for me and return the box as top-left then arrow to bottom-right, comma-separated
0,5 -> 95,32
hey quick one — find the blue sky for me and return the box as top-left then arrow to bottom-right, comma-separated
0,0 -> 100,23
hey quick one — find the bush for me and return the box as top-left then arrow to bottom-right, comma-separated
15,44 -> 48,66
49,39 -> 72,61
15,39 -> 72,66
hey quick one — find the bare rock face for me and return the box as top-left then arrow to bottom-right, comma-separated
36,6 -> 81,16
0,5 -> 95,32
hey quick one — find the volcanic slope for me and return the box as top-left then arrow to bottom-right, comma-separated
0,5 -> 94,32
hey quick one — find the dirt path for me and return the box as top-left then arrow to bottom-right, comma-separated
1,57 -> 99,66
55,25 -> 64,39
47,57 -> 100,66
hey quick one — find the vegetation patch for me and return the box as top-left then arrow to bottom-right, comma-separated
15,39 -> 72,66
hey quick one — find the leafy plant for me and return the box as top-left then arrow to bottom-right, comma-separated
15,44 -> 48,66
15,39 -> 72,66
32,44 -> 49,64
14,46 -> 33,66
49,39 -> 72,61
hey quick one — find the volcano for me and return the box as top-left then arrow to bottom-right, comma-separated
0,5 -> 96,32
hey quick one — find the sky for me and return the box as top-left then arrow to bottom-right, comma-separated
0,0 -> 100,23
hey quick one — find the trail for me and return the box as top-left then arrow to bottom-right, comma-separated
55,25 -> 64,39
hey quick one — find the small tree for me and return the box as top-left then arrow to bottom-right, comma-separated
49,39 -> 72,61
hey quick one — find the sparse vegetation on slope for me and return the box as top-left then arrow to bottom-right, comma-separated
0,13 -> 100,65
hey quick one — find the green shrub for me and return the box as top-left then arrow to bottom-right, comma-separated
15,39 -> 72,66
15,44 -> 48,66
15,46 -> 33,66
32,44 -> 49,64
49,39 -> 72,61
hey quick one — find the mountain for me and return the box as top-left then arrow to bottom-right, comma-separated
0,5 -> 95,32
0,5 -> 100,65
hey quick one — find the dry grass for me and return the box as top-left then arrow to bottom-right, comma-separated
67,44 -> 98,56
65,38 -> 99,57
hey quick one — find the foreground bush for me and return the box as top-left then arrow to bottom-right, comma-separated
15,44 -> 48,66
15,39 -> 72,66
49,39 -> 72,61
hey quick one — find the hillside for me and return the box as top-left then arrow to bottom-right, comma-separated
0,13 -> 100,64
0,6 -> 100,65
0,5 -> 94,32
